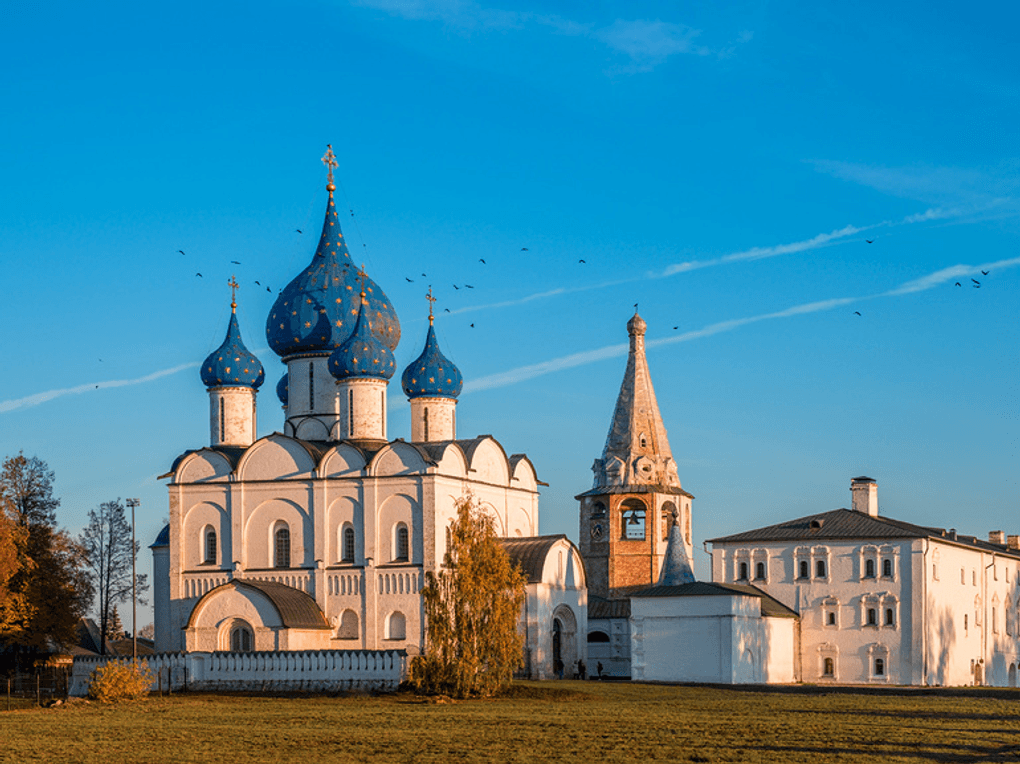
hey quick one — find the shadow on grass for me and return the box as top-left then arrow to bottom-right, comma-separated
792,707 -> 1020,725
746,742 -> 1020,763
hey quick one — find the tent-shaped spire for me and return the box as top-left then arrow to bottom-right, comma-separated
594,312 -> 680,489
658,510 -> 696,586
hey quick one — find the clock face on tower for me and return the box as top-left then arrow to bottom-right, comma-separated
590,520 -> 604,541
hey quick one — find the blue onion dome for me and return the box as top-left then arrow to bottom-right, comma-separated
266,150 -> 400,359
401,322 -> 464,399
328,290 -> 396,381
201,305 -> 265,389
276,373 -> 289,405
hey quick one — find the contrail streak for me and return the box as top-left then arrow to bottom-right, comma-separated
463,255 -> 1020,394
0,363 -> 198,414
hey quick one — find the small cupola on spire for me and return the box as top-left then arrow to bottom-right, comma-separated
327,267 -> 395,442
201,277 -> 264,447
401,287 -> 463,442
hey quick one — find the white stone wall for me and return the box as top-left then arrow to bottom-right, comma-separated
337,378 -> 388,441
70,650 -> 405,696
410,397 -> 456,442
630,594 -> 796,684
208,387 -> 256,447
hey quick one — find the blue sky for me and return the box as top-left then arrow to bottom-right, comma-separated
2,1 -> 1018,625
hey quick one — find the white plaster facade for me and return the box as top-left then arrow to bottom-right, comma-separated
630,587 -> 797,684
710,477 -> 1020,686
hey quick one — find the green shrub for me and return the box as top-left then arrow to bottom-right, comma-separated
87,660 -> 154,703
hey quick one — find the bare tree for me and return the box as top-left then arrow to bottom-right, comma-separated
79,500 -> 148,655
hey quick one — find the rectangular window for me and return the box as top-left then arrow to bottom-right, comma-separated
874,658 -> 885,676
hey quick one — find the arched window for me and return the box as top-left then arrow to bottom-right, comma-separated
387,611 -> 406,640
799,560 -> 809,579
342,526 -> 355,563
882,558 -> 892,577
874,658 -> 885,676
755,562 -> 766,580
274,524 -> 291,568
219,398 -> 225,442
867,608 -> 877,626
423,406 -> 429,441
395,523 -> 409,561
661,501 -> 677,541
204,527 -> 217,564
827,612 -> 836,626
587,631 -> 610,643
337,609 -> 359,640
823,657 -> 834,676
738,562 -> 748,580
639,433 -> 647,449
308,361 -> 314,410
348,389 -> 354,437
865,559 -> 875,578
230,623 -> 253,652
815,559 -> 827,578
621,500 -> 646,541
885,608 -> 895,626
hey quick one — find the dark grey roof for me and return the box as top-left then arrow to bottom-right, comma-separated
187,580 -> 330,630
707,508 -> 1020,559
587,596 -> 631,619
630,582 -> 798,618
150,523 -> 170,548
499,535 -> 568,583
575,484 -> 694,500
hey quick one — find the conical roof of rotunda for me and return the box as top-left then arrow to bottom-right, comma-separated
201,284 -> 265,389
266,148 -> 400,359
591,311 -> 682,491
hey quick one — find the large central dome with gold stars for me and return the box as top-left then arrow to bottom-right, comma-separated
266,147 -> 400,359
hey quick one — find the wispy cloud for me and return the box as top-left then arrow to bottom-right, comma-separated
352,0 -> 738,70
462,255 -> 1020,394
0,363 -> 198,414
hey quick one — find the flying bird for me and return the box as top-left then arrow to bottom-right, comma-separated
865,240 -> 874,244
479,258 -> 486,264
579,259 -> 586,264
973,283 -> 981,288
196,273 -> 203,277
178,250 -> 186,255
672,326 -> 678,330
854,311 -> 861,316
405,277 -> 413,282
255,280 -> 261,286
981,270 -> 990,276
971,278 -> 981,285
231,260 -> 241,265
295,229 -> 302,234
955,282 -> 961,287
521,247 -> 528,251
470,323 -> 475,328
267,287 -> 272,292
444,308 -> 450,313
453,284 -> 460,290
465,284 -> 474,289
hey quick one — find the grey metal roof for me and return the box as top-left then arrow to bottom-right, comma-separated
588,596 -> 632,619
187,580 -> 330,630
630,582 -> 798,618
499,535 -> 568,583
708,508 -> 1020,560
575,484 -> 694,500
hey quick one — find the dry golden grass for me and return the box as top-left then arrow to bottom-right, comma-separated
3,682 -> 1020,763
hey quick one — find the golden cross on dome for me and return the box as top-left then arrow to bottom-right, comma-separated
426,286 -> 436,324
228,275 -> 239,311
357,264 -> 368,302
321,144 -> 338,192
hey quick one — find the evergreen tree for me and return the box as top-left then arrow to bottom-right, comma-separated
79,499 -> 148,655
103,607 -> 124,644
0,453 -> 92,663
409,496 -> 526,698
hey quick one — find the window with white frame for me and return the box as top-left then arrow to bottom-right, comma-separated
394,523 -> 409,562
822,597 -> 839,629
342,525 -> 355,563
274,522 -> 291,568
817,644 -> 838,680
868,644 -> 890,681
203,526 -> 217,565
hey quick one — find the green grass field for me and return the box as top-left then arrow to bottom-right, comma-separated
3,682 -> 1020,763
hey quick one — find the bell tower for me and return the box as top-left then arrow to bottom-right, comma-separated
576,311 -> 694,599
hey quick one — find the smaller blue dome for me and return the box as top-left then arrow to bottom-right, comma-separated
201,311 -> 265,389
401,323 -> 463,399
276,373 -> 289,405
328,298 -> 396,380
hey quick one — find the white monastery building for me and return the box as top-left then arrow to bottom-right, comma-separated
150,149 -> 585,678
709,477 -> 1020,686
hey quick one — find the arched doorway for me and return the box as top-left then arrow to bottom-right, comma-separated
551,605 -> 578,679
1009,663 -> 1016,688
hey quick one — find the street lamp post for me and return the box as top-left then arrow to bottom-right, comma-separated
125,498 -> 140,661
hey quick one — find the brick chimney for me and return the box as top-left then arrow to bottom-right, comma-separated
1007,535 -> 1020,551
989,530 -> 1006,546
850,476 -> 878,517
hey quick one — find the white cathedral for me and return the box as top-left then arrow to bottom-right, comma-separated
150,150 -> 586,678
